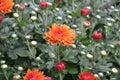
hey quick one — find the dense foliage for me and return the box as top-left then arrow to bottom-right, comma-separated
0,0 -> 120,80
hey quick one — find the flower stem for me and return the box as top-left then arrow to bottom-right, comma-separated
56,43 -> 60,61
3,70 -> 8,80
27,40 -> 34,59
42,9 -> 48,32
59,72 -> 62,80
72,0 -> 75,11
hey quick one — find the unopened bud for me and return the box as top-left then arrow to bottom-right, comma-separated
18,66 -> 23,71
1,64 -> 8,69
13,13 -> 19,18
31,41 -> 37,46
111,68 -> 118,74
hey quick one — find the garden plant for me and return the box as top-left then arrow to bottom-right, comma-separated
0,0 -> 120,80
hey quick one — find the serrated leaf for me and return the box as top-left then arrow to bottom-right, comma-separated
46,61 -> 54,69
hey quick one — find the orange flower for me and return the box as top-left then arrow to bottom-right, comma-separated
44,23 -> 76,46
23,68 -> 44,80
0,0 -> 14,14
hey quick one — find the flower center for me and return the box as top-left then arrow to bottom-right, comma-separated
29,75 -> 35,80
56,31 -> 63,37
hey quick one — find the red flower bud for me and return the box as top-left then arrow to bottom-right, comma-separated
80,7 -> 90,16
18,4 -> 26,10
92,32 -> 102,41
45,76 -> 52,80
55,61 -> 66,71
39,1 -> 48,8
0,15 -> 3,23
78,71 -> 96,80
84,21 -> 91,27
117,41 -> 120,46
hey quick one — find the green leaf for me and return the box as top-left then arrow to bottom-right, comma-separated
7,51 -> 18,60
14,48 -> 30,57
66,64 -> 78,74
46,61 -> 54,69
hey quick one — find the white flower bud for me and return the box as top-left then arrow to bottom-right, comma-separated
49,53 -> 56,58
86,15 -> 90,18
18,66 -> 23,71
111,68 -> 118,74
31,11 -> 36,15
107,23 -> 112,26
81,51 -> 86,55
107,71 -> 110,75
107,18 -> 111,21
12,23 -> 17,27
15,4 -> 20,7
101,50 -> 107,56
81,44 -> 86,48
55,8 -> 60,11
96,9 -> 100,12
1,64 -> 8,69
110,18 -> 115,22
99,73 -> 103,77
34,8 -> 39,11
109,44 -> 114,48
94,74 -> 99,78
114,9 -> 119,12
0,60 -> 6,64
35,56 -> 41,61
96,15 -> 101,19
13,73 -> 21,79
24,3 -> 28,6
25,35 -> 31,39
72,25 -> 77,28
86,6 -> 92,10
13,13 -> 19,18
47,2 -> 52,6
31,41 -> 37,46
66,10 -> 71,14
86,54 -> 93,59
67,15 -> 72,19
110,6 -> 114,9
11,34 -> 17,38
72,44 -> 76,48
30,16 -> 37,21
56,16 -> 62,20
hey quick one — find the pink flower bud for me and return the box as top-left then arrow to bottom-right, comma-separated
39,1 -> 48,8
80,7 -> 90,16
117,41 -> 120,46
45,76 -> 52,80
18,4 -> 25,10
92,32 -> 102,41
55,61 -> 66,71
84,21 -> 91,27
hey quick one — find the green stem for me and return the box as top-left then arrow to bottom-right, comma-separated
3,70 -> 8,80
56,43 -> 60,61
42,8 -> 48,32
59,72 -> 62,80
72,0 -> 75,11
55,44 -> 62,80
27,40 -> 34,59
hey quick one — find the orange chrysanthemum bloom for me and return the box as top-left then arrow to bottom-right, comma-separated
44,23 -> 76,46
0,0 -> 14,14
23,68 -> 45,80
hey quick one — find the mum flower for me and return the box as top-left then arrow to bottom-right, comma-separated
23,68 -> 44,80
44,23 -> 76,46
0,0 -> 14,14
78,71 -> 96,80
